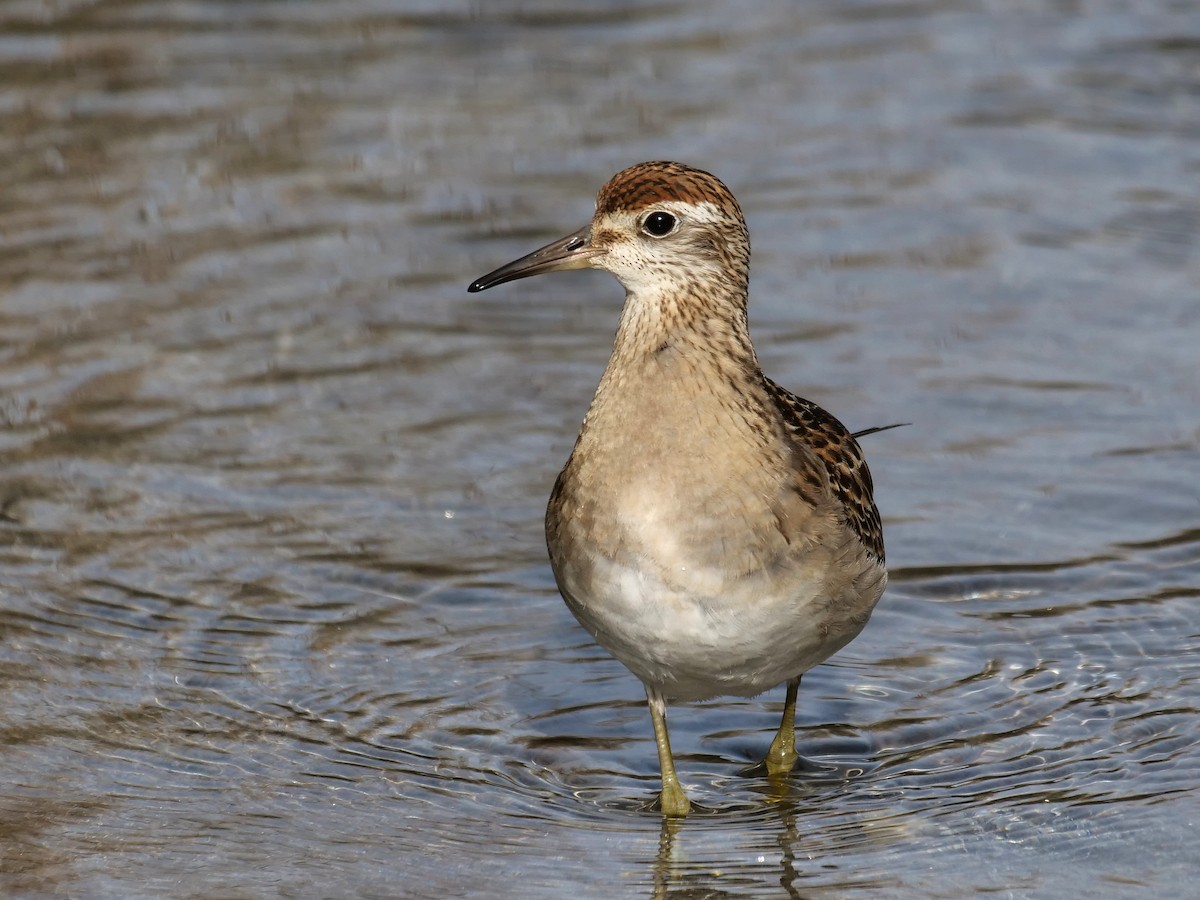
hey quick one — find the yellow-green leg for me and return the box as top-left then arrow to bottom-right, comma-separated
763,677 -> 801,775
646,686 -> 691,816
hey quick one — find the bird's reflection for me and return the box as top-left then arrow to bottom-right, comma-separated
649,775 -> 806,900
644,754 -> 884,900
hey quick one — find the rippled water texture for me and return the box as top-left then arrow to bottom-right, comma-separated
1,1 -> 1198,897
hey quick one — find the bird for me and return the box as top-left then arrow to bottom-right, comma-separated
468,161 -> 888,816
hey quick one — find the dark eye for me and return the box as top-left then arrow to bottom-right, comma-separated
641,211 -> 677,238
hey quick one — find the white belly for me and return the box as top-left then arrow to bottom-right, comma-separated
553,542 -> 882,702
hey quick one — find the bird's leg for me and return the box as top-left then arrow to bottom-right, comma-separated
764,677 -> 801,776
646,685 -> 691,816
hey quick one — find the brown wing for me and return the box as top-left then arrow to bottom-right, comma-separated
762,376 -> 885,563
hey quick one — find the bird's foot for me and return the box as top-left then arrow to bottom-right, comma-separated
763,744 -> 799,777
656,779 -> 692,817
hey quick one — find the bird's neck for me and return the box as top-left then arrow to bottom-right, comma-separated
571,276 -> 788,496
607,275 -> 756,369
580,276 -> 772,447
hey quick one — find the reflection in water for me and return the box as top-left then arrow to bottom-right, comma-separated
0,0 -> 1198,896
650,798 -> 904,898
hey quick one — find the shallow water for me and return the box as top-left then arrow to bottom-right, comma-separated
1,1 -> 1198,897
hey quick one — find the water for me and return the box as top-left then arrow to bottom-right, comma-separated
1,1 -> 1197,896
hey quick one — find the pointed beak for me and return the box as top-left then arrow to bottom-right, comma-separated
467,225 -> 599,293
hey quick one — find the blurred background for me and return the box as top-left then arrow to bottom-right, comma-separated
0,1 -> 1197,896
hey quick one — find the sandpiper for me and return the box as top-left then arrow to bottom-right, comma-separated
469,161 -> 888,816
